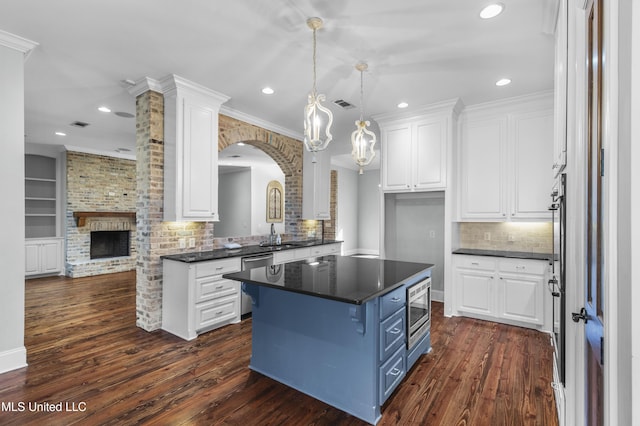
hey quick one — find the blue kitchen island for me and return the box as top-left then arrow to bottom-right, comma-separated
223,255 -> 433,425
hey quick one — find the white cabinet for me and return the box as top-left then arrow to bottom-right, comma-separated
161,75 -> 230,222
458,94 -> 554,221
162,257 -> 241,340
377,100 -> 461,192
453,255 -> 549,330
553,0 -> 568,176
25,238 -> 63,277
272,243 -> 341,264
302,149 -> 331,220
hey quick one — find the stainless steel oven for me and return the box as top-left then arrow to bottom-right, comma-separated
407,277 -> 431,350
549,173 -> 566,385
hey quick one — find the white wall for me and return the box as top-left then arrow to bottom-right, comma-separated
335,166 -> 358,254
0,34 -> 33,373
216,168 -> 252,237
357,169 -> 380,254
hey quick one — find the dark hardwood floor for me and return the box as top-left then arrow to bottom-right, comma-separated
0,271 -> 557,425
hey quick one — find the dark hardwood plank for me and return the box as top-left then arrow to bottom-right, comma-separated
0,272 -> 558,425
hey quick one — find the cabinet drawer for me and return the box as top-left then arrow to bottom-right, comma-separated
195,295 -> 239,331
457,256 -> 496,271
293,247 -> 311,260
380,286 -> 406,320
196,258 -> 241,278
379,346 -> 406,404
196,277 -> 238,303
380,308 -> 406,362
309,243 -> 340,257
498,259 -> 546,275
273,250 -> 296,264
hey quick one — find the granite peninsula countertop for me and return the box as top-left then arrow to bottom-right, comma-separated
162,239 -> 342,263
223,255 -> 434,305
452,248 -> 554,261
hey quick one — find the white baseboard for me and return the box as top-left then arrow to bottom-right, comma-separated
431,289 -> 444,303
0,346 -> 27,374
344,248 -> 379,257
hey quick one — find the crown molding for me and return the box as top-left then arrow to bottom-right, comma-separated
0,29 -> 39,61
372,98 -> 464,126
127,75 -> 300,140
219,106 -> 303,141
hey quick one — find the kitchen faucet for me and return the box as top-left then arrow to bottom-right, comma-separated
269,223 -> 276,245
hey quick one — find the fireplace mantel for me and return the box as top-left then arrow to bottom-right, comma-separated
73,211 -> 136,227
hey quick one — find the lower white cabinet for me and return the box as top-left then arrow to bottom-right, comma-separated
272,243 -> 341,264
162,257 -> 241,340
453,254 -> 550,330
25,238 -> 63,277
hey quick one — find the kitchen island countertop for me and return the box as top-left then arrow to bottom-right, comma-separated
223,255 -> 434,305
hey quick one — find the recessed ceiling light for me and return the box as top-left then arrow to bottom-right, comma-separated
397,102 -> 409,109
55,131 -> 66,136
480,3 -> 504,19
495,78 -> 512,86
262,87 -> 274,95
98,106 -> 111,113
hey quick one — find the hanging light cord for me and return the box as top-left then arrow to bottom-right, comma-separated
359,70 -> 364,122
312,27 -> 317,95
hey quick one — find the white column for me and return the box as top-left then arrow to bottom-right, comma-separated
0,30 -> 38,374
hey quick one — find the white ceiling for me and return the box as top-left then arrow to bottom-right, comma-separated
1,0 -> 557,167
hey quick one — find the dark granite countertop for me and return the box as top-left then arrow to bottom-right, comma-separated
223,255 -> 434,305
161,239 -> 342,263
453,248 -> 554,261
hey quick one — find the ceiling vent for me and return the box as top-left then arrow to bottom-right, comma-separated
333,99 -> 356,110
70,121 -> 90,128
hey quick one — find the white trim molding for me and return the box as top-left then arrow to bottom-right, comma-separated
0,346 -> 27,374
0,29 -> 38,60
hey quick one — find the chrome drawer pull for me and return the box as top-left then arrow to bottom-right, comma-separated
390,328 -> 402,334
389,368 -> 401,377
215,285 -> 224,290
390,297 -> 401,303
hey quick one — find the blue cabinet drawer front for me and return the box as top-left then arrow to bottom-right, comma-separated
380,286 -> 406,320
380,308 -> 406,361
379,346 -> 406,404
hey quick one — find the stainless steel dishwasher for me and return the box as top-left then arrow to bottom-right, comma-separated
240,253 -> 273,315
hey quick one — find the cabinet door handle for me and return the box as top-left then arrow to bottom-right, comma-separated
471,262 -> 480,266
390,327 -> 402,334
216,266 -> 224,270
516,266 -> 526,270
390,297 -> 402,303
215,285 -> 224,290
215,310 -> 224,315
389,368 -> 402,377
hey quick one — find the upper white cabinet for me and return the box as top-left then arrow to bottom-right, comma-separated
161,75 -> 230,222
376,99 -> 462,192
458,93 -> 554,221
302,149 -> 331,220
553,0 -> 568,176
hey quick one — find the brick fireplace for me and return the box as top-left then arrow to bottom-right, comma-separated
65,151 -> 137,278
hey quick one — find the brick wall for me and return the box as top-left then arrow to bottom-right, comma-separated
65,151 -> 137,277
134,98 -> 338,331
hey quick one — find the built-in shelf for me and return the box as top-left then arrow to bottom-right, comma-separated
73,211 -> 137,227
25,154 -> 58,238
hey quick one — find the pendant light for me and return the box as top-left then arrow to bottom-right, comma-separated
350,62 -> 377,174
303,17 -> 333,155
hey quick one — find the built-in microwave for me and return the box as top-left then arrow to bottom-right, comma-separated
407,277 -> 431,350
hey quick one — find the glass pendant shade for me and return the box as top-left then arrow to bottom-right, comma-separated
351,120 -> 377,174
351,62 -> 377,174
303,17 -> 333,154
304,90 -> 333,152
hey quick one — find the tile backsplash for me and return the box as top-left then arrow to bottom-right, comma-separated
458,222 -> 552,253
